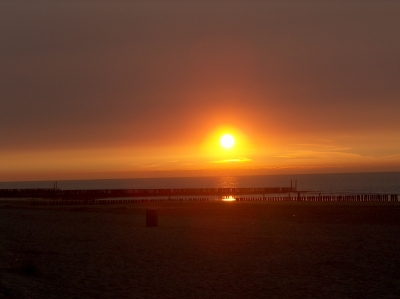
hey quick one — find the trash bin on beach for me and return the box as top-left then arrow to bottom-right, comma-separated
146,209 -> 158,227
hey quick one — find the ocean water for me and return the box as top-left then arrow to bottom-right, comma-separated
0,172 -> 399,195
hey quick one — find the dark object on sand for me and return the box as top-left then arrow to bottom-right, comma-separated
22,264 -> 38,276
146,209 -> 158,227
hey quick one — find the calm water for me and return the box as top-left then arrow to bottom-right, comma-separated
1,172 -> 399,194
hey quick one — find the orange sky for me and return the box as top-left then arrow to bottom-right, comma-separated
1,1 -> 400,181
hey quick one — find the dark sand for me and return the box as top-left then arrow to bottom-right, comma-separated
1,201 -> 400,298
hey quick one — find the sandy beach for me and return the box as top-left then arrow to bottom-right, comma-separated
1,201 -> 400,298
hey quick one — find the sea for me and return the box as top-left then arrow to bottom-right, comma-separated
0,172 -> 399,195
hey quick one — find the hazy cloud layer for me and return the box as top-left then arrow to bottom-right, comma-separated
1,1 -> 399,154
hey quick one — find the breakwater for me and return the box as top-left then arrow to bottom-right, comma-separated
0,187 -> 295,200
236,194 -> 399,202
1,187 -> 398,206
25,193 -> 399,206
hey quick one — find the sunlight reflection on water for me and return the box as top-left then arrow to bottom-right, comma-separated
1,173 -> 399,194
222,195 -> 236,202
218,176 -> 239,189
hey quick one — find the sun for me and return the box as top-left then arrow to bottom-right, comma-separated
220,134 -> 235,149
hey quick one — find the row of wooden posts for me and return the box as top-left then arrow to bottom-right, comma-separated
238,194 -> 399,202
29,194 -> 398,206
30,197 -> 211,206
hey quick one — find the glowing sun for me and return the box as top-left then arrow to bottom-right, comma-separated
220,134 -> 235,149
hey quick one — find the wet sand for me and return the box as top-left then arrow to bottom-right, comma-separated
1,201 -> 400,298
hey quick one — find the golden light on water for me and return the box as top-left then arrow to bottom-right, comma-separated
222,195 -> 236,201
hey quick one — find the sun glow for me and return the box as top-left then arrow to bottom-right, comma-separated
220,134 -> 235,149
222,195 -> 236,201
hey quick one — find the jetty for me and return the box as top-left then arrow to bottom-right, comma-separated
0,186 -> 399,207
0,186 -> 295,200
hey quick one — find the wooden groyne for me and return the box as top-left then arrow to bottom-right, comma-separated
25,193 -> 399,206
30,197 -> 211,206
236,194 -> 399,202
1,187 -> 398,206
0,187 -> 295,200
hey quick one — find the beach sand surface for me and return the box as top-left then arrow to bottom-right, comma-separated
1,201 -> 400,298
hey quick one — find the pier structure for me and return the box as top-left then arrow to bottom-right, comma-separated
0,187 -> 295,200
1,187 -> 398,206
22,193 -> 400,206
236,194 -> 399,202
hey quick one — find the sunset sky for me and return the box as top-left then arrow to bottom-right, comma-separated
1,1 -> 400,181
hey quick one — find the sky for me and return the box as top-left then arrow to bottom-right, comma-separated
1,0 -> 400,181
